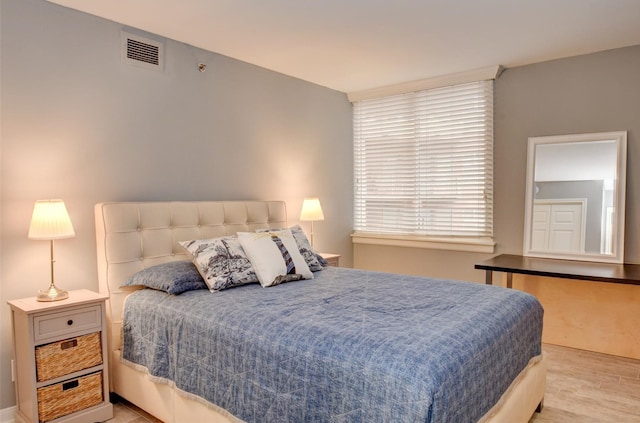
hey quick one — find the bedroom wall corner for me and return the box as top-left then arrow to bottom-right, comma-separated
0,0 -> 353,409
0,0 -> 6,412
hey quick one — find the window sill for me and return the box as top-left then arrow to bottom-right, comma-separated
351,232 -> 495,253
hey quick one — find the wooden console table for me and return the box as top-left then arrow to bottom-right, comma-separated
475,254 -> 640,359
475,254 -> 640,288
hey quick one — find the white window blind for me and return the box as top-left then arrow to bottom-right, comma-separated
353,80 -> 494,239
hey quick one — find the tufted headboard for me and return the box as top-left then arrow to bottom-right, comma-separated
94,201 -> 287,353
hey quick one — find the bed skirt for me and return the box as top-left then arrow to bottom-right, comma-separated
111,350 -> 547,423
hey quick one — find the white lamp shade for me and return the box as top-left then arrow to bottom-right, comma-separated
28,200 -> 76,240
300,198 -> 325,221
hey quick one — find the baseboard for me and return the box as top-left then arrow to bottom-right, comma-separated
0,406 -> 16,423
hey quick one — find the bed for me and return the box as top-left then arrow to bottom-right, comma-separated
95,200 -> 547,423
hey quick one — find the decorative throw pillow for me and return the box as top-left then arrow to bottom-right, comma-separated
179,236 -> 258,291
237,229 -> 313,287
257,225 -> 324,271
121,260 -> 207,295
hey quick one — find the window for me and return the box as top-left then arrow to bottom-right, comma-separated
353,80 -> 494,250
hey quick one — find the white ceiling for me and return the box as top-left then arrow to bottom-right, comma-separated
46,0 -> 640,93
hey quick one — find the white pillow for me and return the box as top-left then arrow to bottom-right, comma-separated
237,230 -> 313,287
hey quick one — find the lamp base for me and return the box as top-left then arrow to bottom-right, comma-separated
37,285 -> 69,302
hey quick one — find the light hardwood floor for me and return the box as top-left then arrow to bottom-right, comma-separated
106,343 -> 640,423
529,344 -> 640,422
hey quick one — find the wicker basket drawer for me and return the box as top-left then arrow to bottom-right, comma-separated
37,371 -> 103,422
35,332 -> 102,382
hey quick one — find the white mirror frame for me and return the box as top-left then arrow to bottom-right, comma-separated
523,131 -> 627,263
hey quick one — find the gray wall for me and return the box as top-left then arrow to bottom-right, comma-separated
0,0 -> 353,408
355,45 -> 640,280
495,45 -> 640,261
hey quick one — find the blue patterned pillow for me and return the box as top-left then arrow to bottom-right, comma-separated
180,236 -> 259,291
122,261 -> 207,295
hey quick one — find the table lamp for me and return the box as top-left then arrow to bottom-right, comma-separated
28,199 -> 76,301
299,197 -> 324,248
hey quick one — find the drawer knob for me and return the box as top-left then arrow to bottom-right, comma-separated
67,319 -> 73,326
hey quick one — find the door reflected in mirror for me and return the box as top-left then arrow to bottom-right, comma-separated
523,132 -> 627,263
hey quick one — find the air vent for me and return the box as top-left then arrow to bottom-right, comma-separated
121,32 -> 164,71
127,39 -> 158,65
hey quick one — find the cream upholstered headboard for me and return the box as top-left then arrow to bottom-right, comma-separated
94,201 -> 287,353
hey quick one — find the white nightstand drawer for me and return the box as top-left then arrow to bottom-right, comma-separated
34,305 -> 102,342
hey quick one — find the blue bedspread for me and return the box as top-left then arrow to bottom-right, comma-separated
122,267 -> 543,423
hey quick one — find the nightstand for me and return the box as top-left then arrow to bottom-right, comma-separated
320,253 -> 341,267
8,289 -> 113,423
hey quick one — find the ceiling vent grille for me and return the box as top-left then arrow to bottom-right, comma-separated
121,32 -> 164,71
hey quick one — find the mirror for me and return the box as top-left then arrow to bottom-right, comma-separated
523,131 -> 627,263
